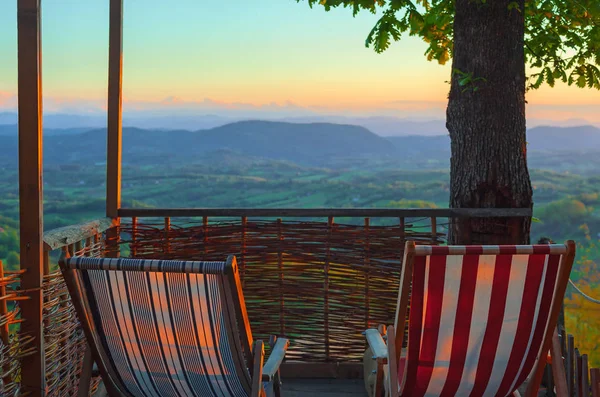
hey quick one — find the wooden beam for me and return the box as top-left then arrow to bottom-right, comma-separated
118,207 -> 533,219
106,0 -> 123,218
17,0 -> 45,394
43,218 -> 116,251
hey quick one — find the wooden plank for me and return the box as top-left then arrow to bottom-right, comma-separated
568,335 -> 575,397
279,363 -> 363,379
282,379 -> 365,396
43,218 -> 115,251
17,0 -> 45,394
106,0 -> 124,218
590,368 -> 600,397
131,217 -> 137,257
576,349 -> 581,397
582,355 -> 589,397
324,216 -> 333,361
0,261 -> 9,344
118,207 -> 533,219
277,218 -> 284,335
164,217 -> 171,254
364,218 -> 370,329
241,216 -> 247,285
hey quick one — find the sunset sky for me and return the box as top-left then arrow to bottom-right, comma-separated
0,0 -> 599,122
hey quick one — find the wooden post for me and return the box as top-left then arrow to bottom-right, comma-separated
399,217 -> 405,244
131,217 -> 138,257
106,0 -> 123,219
430,216 -> 437,244
241,216 -> 247,285
85,237 -> 92,257
17,0 -> 45,394
0,261 -> 12,390
164,217 -> 171,255
590,368 -> 600,397
203,216 -> 208,257
568,334 -> 575,396
364,218 -> 370,329
324,216 -> 333,361
277,219 -> 284,335
43,250 -> 49,275
0,261 -> 9,345
582,355 -> 590,397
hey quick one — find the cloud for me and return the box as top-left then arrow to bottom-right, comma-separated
0,91 -> 599,126
0,91 -> 17,109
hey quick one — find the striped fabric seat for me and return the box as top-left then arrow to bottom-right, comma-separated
60,255 -> 289,397
368,241 -> 575,397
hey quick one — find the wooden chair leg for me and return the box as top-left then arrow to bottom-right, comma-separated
78,344 -> 94,397
386,326 -> 399,397
251,340 -> 265,397
550,328 -> 569,397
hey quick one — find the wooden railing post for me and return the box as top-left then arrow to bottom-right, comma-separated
17,0 -> 45,393
0,261 -> 9,345
590,368 -> 600,397
568,334 -> 575,396
131,217 -> 138,257
85,237 -> 92,257
164,217 -> 171,255
582,355 -> 590,397
106,0 -> 123,219
430,216 -> 437,244
399,217 -> 406,244
277,218 -> 284,336
203,216 -> 208,257
364,218 -> 371,329
324,216 -> 333,361
241,216 -> 247,285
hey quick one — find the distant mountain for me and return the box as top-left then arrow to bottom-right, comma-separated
527,125 -> 600,151
386,125 -> 600,154
0,124 -> 92,136
1,121 -> 396,167
1,122 -> 599,169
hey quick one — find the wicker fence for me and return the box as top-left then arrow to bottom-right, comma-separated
120,216 -> 444,362
4,208 -> 543,393
43,236 -> 107,397
0,262 -> 35,396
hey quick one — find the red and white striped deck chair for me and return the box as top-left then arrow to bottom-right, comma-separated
59,255 -> 289,397
365,240 -> 575,397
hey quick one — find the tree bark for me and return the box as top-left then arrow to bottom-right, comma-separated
447,0 -> 532,245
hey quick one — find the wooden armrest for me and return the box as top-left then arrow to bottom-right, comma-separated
365,328 -> 388,363
262,337 -> 290,382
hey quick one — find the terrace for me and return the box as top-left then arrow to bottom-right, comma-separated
5,1 -> 599,396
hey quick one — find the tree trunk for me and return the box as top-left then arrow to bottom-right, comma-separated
447,0 -> 532,245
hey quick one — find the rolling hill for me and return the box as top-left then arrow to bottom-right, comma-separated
1,121 -> 599,169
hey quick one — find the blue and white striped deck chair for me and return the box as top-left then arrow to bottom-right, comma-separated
60,255 -> 289,397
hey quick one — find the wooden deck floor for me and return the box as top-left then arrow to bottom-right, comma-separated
282,378 -> 367,396
95,378 -> 367,396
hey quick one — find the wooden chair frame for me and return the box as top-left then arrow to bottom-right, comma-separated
366,240 -> 575,397
61,255 -> 289,397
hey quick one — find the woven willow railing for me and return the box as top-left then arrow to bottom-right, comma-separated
0,218 -> 117,397
0,262 -> 36,396
43,235 -> 109,397
119,215 -> 445,362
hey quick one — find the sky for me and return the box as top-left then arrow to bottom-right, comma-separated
0,0 -> 599,123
